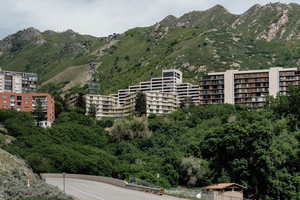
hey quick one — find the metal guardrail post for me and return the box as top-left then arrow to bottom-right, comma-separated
63,173 -> 66,193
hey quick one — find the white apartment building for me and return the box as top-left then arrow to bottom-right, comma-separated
0,69 -> 38,93
85,93 -> 135,119
85,69 -> 203,119
146,91 -> 178,115
116,69 -> 200,106
200,67 -> 300,107
86,67 -> 300,118
85,91 -> 178,119
176,83 -> 201,105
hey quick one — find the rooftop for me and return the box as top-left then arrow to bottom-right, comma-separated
202,183 -> 246,190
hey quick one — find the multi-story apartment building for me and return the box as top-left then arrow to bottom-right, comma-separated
85,69 -> 202,119
0,92 -> 55,127
176,83 -> 201,105
85,91 -> 178,119
0,69 -> 38,93
199,73 -> 225,105
85,93 -> 135,118
200,67 -> 300,107
115,69 -> 200,106
146,91 -> 177,115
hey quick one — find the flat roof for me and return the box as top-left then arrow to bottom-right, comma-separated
207,67 -> 299,75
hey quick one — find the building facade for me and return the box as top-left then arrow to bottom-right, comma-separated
0,92 -> 55,127
85,69 -> 200,119
200,67 -> 300,107
0,69 -> 38,93
202,183 -> 245,200
146,91 -> 178,115
115,69 -> 200,106
85,67 -> 300,119
85,93 -> 135,119
85,91 -> 178,119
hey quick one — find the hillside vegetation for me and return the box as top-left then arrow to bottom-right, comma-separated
0,147 -> 71,200
1,3 -> 300,94
1,86 -> 300,200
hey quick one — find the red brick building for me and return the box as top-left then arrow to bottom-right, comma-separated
0,92 -> 55,127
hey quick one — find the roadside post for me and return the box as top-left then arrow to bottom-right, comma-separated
63,173 -> 66,193
27,178 -> 30,188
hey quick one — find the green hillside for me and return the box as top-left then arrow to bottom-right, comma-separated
1,3 -> 300,94
0,28 -> 105,83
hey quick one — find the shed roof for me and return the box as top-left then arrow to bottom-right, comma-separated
202,183 -> 246,190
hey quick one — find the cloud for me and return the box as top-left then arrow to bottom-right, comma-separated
0,0 -> 299,39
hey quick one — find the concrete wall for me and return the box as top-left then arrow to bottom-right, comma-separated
224,70 -> 237,104
222,191 -> 243,199
269,67 -> 281,97
202,191 -> 243,200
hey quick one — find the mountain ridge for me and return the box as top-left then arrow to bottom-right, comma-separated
0,2 -> 300,94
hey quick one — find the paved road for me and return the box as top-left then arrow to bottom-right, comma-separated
46,178 -> 186,200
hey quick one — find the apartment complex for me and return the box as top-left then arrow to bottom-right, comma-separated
0,69 -> 38,93
86,67 -> 300,119
85,69 -> 200,119
85,93 -> 135,118
200,67 -> 300,107
85,91 -> 178,119
116,69 -> 200,106
145,91 -> 177,115
0,92 -> 55,127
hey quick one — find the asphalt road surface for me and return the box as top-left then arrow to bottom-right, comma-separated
46,178 -> 186,200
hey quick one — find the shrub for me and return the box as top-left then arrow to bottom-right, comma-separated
111,118 -> 152,141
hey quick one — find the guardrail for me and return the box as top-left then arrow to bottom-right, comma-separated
41,173 -> 126,188
41,173 -> 165,195
126,183 -> 164,195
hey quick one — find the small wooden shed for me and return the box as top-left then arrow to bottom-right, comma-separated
201,183 -> 245,200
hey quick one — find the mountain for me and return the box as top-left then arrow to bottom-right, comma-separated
1,3 -> 300,94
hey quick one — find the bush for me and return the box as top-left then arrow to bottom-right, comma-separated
179,157 -> 210,186
111,118 -> 152,141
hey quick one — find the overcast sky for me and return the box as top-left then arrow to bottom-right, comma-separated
1,0 -> 299,39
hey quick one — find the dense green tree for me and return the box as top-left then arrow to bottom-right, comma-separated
135,92 -> 147,116
1,93 -> 299,200
179,156 -> 210,186
200,111 -> 299,199
179,96 -> 194,108
88,104 -> 97,118
111,118 -> 151,141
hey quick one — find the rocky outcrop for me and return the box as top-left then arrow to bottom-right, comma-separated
158,5 -> 237,29
231,3 -> 300,41
0,27 -> 46,52
0,148 -> 72,200
159,15 -> 177,27
257,10 -> 289,41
